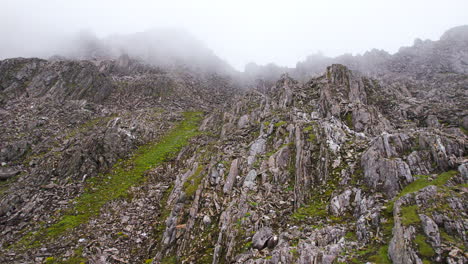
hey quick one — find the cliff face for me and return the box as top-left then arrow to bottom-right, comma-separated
0,26 -> 467,264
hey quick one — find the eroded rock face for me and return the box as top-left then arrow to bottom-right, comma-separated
362,131 -> 465,198
0,58 -> 114,103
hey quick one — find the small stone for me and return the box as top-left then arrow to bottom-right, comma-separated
448,248 -> 460,257
203,215 -> 211,226
252,227 -> 273,250
267,235 -> 278,249
243,169 -> 257,189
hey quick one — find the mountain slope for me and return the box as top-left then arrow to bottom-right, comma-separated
0,26 -> 467,264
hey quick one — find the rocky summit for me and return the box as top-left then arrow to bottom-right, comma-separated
0,26 -> 467,264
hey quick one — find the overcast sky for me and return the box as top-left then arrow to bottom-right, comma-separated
1,0 -> 467,70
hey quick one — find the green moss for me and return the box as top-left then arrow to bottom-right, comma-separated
350,168 -> 364,186
368,245 -> 391,264
161,256 -> 177,264
263,121 -> 271,127
401,205 -> 420,226
398,171 -> 457,199
44,257 -> 55,264
440,230 -> 457,244
144,259 -> 153,264
307,131 -> 316,143
289,248 -> 299,259
42,254 -> 86,264
274,121 -> 287,127
356,247 -> 374,257
382,216 -> 394,238
303,125 -> 313,132
291,201 -> 327,221
249,201 -> 258,207
414,234 -> 435,258
303,125 -> 317,143
345,231 -> 357,241
344,112 -> 353,129
183,165 -> 204,198
367,171 -> 460,263
16,112 -> 203,247
244,241 -> 252,249
440,229 -> 465,251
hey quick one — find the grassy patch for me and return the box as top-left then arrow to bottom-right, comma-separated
274,121 -> 287,127
414,234 -> 435,258
440,229 -> 466,251
161,256 -> 177,264
368,245 -> 391,264
303,125 -> 313,132
249,201 -> 258,207
15,111 -> 203,247
304,124 -> 317,143
344,112 -> 353,129
307,133 -> 316,143
400,205 -> 420,226
398,171 -> 457,198
42,246 -> 87,264
291,200 -> 327,221
44,257 -> 56,264
386,170 -> 458,215
345,231 -> 357,241
360,159 -> 457,264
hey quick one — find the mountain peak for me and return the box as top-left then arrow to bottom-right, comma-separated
440,24 -> 468,41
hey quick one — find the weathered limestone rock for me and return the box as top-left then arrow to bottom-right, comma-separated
419,214 -> 441,252
243,169 -> 257,189
252,227 -> 273,250
330,189 -> 353,216
0,168 -> 20,180
238,114 -> 250,128
223,159 -> 239,194
250,138 -> 266,156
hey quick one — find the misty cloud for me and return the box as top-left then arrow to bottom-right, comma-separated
1,0 -> 467,70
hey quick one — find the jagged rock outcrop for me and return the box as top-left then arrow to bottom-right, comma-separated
0,58 -> 114,103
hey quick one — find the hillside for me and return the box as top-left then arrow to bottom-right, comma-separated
0,26 -> 467,264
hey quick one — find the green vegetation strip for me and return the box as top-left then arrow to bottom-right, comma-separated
364,170 -> 458,263
17,111 -> 203,247
398,171 -> 457,198
386,170 -> 458,215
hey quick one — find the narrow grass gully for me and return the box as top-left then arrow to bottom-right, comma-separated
14,111 -> 204,249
